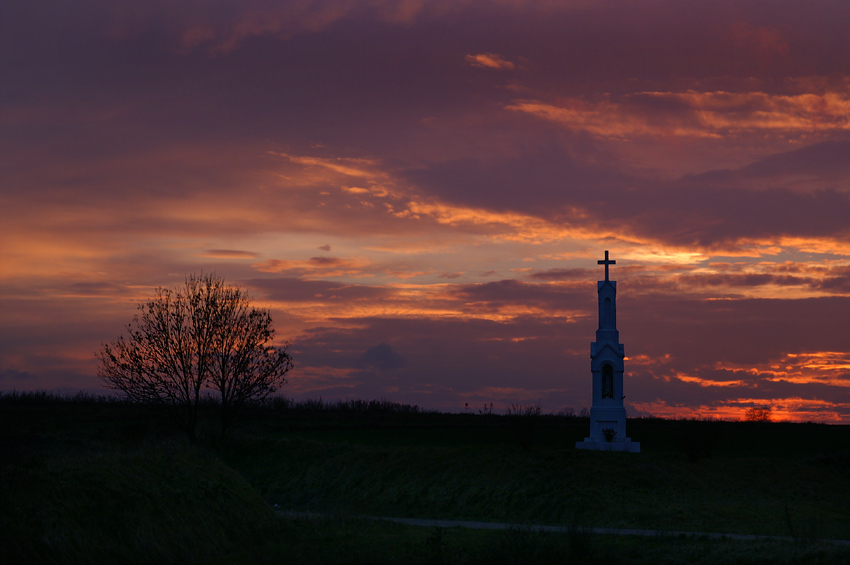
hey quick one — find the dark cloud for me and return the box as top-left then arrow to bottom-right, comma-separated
530,268 -> 592,281
0,369 -> 36,382
449,280 -> 588,315
695,140 -> 850,185
674,273 -> 805,289
63,282 -> 127,296
608,179 -> 850,250
817,275 -> 850,294
621,295 -> 850,368
244,278 -> 392,303
357,343 -> 407,372
308,257 -> 343,266
402,146 -> 630,215
292,314 -> 584,399
202,249 -> 260,259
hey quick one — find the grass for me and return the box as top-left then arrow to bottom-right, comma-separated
222,429 -> 849,539
0,392 -> 277,564
1,440 -> 277,563
220,408 -> 850,540
1,391 -> 849,563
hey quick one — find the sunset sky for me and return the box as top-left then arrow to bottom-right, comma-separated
2,0 -> 849,422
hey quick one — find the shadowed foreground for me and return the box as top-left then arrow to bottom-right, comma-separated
1,393 -> 848,564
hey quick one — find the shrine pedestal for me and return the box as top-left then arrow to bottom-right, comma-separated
575,437 -> 640,453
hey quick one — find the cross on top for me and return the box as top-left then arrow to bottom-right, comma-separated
598,250 -> 615,281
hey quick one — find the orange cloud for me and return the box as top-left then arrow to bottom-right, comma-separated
675,374 -> 749,388
270,152 -> 381,180
763,352 -> 850,387
644,90 -> 850,131
403,200 -> 597,243
631,398 -> 850,423
508,91 -> 850,139
701,352 -> 850,391
252,256 -> 374,278
674,259 -> 850,299
270,150 -> 620,246
507,99 -> 672,139
197,249 -> 260,259
465,53 -> 517,70
256,278 -> 587,328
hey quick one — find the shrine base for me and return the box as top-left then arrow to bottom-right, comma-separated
575,437 -> 640,453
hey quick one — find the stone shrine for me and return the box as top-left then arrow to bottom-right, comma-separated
576,251 -> 640,453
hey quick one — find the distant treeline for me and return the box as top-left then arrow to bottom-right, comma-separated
0,390 -> 807,424
0,390 -> 122,405
0,390 -> 427,415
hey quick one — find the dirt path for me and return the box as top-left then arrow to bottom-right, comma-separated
277,511 -> 850,546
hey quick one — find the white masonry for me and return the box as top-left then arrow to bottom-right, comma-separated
576,250 -> 640,453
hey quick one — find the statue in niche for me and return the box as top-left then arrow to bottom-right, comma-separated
602,364 -> 614,398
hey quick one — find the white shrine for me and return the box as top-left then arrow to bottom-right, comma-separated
575,251 -> 640,453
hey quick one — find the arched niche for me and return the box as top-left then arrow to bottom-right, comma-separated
602,363 -> 614,398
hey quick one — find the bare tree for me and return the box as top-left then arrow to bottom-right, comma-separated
744,405 -> 772,422
204,283 -> 293,439
97,274 -> 293,439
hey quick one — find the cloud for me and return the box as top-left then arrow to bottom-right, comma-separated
251,257 -> 374,278
272,152 -> 380,179
670,267 -> 850,296
507,91 -> 850,140
726,21 -> 789,58
449,279 -> 587,318
245,277 -> 391,303
199,249 -> 260,259
691,140 -> 850,190
357,343 -> 407,371
0,369 -> 36,382
529,268 -> 591,281
401,140 -> 850,254
465,53 -> 517,70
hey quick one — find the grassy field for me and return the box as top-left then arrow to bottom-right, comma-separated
1,393 -> 849,563
223,403 -> 850,538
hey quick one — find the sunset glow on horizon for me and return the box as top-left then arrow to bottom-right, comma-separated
2,0 -> 849,422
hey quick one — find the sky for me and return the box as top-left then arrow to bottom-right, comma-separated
2,0 -> 850,422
